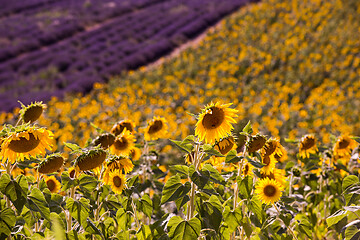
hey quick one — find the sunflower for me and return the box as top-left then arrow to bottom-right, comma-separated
246,134 -> 266,153
111,119 -> 136,136
144,116 -> 168,141
19,101 -> 46,124
44,176 -> 61,193
108,156 -> 134,174
68,166 -> 80,180
129,147 -> 141,161
261,168 -> 287,187
255,178 -> 284,204
214,136 -> 236,156
242,159 -> 254,177
274,144 -> 288,163
1,127 -> 54,163
260,139 -> 281,175
260,155 -> 277,175
299,135 -> 318,159
75,149 -> 107,171
108,170 -> 126,194
37,154 -> 64,174
195,102 -> 238,144
333,136 -> 358,160
93,133 -> 115,149
110,130 -> 135,156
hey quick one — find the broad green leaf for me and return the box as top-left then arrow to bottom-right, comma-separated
51,212 -> 66,240
170,139 -> 193,153
170,165 -> 189,178
202,164 -> 225,185
223,206 -> 242,233
139,194 -> 153,218
241,217 -> 253,238
85,218 -> 103,238
242,121 -> 253,134
238,176 -> 253,200
63,142 -> 82,152
137,224 -> 151,240
249,197 -> 263,224
27,187 -> 50,221
66,197 -> 90,227
190,169 -> 210,189
203,144 -> 224,157
66,230 -> 87,240
116,208 -> 131,231
0,173 -> 27,213
326,210 -> 348,228
161,175 -> 191,205
343,175 -> 359,192
168,217 -> 201,240
78,174 -> 98,193
199,195 -> 223,232
225,150 -> 241,163
246,156 -> 264,169
0,208 -> 16,238
182,135 -> 195,144
345,225 -> 360,240
61,171 -> 77,191
175,195 -> 190,210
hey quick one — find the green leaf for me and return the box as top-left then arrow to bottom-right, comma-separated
199,195 -> 223,232
168,217 -> 201,240
170,165 -> 189,178
225,150 -> 242,163
238,176 -> 253,200
345,225 -> 360,240
78,174 -> 98,193
0,173 -> 27,214
27,187 -> 50,221
202,164 -> 225,185
298,216 -> 312,238
246,156 -> 264,168
351,136 -> 360,144
51,212 -> 66,240
241,217 -> 253,238
343,175 -> 359,192
175,195 -> 190,210
326,210 -> 348,228
85,218 -> 104,238
63,142 -> 82,152
137,224 -> 152,240
224,206 -> 242,233
242,121 -> 253,134
61,171 -> 77,191
190,170 -> 210,189
182,135 -> 195,144
66,197 -> 90,227
170,139 -> 193,153
0,208 -> 16,238
161,175 -> 191,205
139,194 -> 153,218
203,144 -> 224,157
249,197 -> 263,224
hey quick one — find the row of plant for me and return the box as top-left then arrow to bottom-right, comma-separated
0,0 -> 254,112
0,101 -> 359,239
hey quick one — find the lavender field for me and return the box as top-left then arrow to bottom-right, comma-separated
0,0 -> 255,112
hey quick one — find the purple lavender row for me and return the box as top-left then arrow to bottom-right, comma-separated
0,0 -> 163,63
0,0 -> 256,112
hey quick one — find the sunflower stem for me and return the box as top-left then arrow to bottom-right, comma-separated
131,199 -> 140,229
187,142 -> 200,220
273,203 -> 298,240
66,186 -> 76,232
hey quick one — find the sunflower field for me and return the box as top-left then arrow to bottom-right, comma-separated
1,0 -> 360,239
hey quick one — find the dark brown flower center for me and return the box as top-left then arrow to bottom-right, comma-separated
264,141 -> 277,156
148,120 -> 163,134
38,156 -> 64,174
69,169 -> 76,179
114,137 -> 128,150
23,105 -> 43,123
338,139 -> 350,149
263,156 -> 271,165
94,134 -> 115,149
247,135 -> 266,152
264,185 -> 276,197
76,150 -> 107,171
8,133 -> 40,153
111,122 -> 134,136
301,137 -> 315,150
244,164 -> 249,175
113,176 -> 122,187
46,179 -> 56,192
202,107 -> 225,129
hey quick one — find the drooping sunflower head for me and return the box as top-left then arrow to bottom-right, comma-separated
110,130 -> 135,156
107,156 -> 134,174
129,147 -> 141,161
108,170 -> 126,194
19,101 -> 46,124
255,178 -> 284,204
1,126 -> 54,163
195,102 -> 238,144
260,154 -> 277,175
261,138 -> 282,158
261,168 -> 287,188
299,135 -> 318,159
144,116 -> 168,141
111,120 -> 136,136
274,144 -> 288,163
246,134 -> 266,153
44,176 -> 61,193
242,159 -> 254,177
333,136 -> 358,159
93,133 -> 115,150
214,135 -> 236,156
37,154 -> 64,174
75,149 -> 107,171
